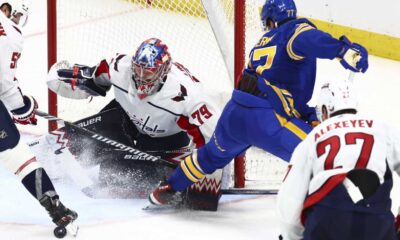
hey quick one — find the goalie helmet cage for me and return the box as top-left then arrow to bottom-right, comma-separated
47,0 -> 288,190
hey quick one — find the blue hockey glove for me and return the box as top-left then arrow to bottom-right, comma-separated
300,106 -> 320,127
337,36 -> 368,73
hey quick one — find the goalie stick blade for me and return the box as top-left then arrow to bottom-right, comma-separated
35,110 -> 176,169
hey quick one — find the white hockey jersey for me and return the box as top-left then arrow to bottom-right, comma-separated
0,11 -> 24,111
277,113 -> 400,240
106,54 -> 220,146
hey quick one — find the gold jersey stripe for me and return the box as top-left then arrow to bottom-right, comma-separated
264,80 -> 293,117
185,155 -> 204,179
180,160 -> 200,183
275,113 -> 307,140
286,24 -> 315,60
285,121 -> 308,140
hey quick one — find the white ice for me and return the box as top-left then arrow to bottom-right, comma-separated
1,0 -> 400,239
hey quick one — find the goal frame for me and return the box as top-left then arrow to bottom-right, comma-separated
47,0 -> 250,188
233,0 -> 246,188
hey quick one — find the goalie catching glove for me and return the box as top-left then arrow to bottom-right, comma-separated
47,60 -> 111,99
11,95 -> 38,125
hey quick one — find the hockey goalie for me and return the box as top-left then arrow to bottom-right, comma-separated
46,38 -> 224,211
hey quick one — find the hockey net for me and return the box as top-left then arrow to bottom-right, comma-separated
48,0 -> 288,190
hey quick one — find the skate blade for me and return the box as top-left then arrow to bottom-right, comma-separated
142,204 -> 174,211
66,222 -> 79,237
142,203 -> 185,212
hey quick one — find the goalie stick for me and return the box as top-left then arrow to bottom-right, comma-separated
348,71 -> 355,83
35,110 -> 177,169
36,110 -> 276,195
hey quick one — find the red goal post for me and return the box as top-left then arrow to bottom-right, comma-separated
234,0 -> 246,188
47,0 -> 287,190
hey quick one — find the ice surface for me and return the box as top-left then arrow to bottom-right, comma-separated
1,0 -> 399,239
0,162 -> 280,239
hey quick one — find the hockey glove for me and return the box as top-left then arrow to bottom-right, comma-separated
11,95 -> 38,125
301,106 -> 320,127
57,60 -> 111,96
238,71 -> 261,95
47,60 -> 111,99
337,36 -> 368,73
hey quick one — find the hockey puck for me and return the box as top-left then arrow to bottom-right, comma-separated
54,226 -> 67,238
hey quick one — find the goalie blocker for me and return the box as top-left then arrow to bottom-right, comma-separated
57,100 -> 222,211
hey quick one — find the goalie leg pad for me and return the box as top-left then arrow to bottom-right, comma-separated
184,169 -> 222,211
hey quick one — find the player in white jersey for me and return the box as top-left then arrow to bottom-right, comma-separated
0,2 -> 77,234
47,38 -> 222,210
277,80 -> 400,240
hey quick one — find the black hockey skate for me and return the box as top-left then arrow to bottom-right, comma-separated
39,193 -> 78,238
148,181 -> 182,207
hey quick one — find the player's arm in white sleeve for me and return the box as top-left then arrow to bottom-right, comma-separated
277,139 -> 313,240
47,59 -> 112,100
0,35 -> 24,110
178,84 -> 221,147
387,124 -> 400,177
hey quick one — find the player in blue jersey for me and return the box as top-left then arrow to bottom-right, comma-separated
148,0 -> 369,207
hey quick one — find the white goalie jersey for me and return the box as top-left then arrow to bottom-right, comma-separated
48,54 -> 221,147
0,11 -> 24,111
108,54 -> 220,145
277,113 -> 400,240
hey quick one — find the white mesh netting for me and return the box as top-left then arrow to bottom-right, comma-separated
53,0 -> 287,189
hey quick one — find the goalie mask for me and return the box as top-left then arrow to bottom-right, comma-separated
132,38 -> 172,100
316,80 -> 358,121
